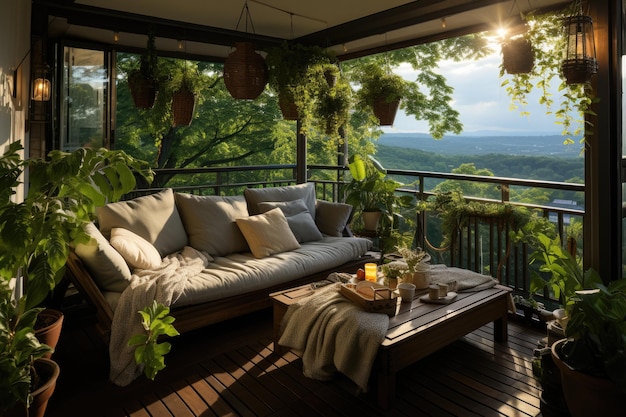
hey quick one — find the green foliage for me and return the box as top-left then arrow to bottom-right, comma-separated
511,223 -> 602,308
499,7 -> 596,143
0,143 -> 152,411
128,301 -> 179,380
559,280 -> 626,393
354,62 -> 408,106
0,282 -> 52,412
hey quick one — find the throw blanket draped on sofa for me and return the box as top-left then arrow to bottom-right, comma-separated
109,246 -> 212,386
278,283 -> 389,391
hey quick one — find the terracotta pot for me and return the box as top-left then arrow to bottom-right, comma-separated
128,75 -> 158,109
551,339 -> 625,417
6,359 -> 60,417
372,97 -> 400,126
35,308 -> 64,358
278,93 -> 299,120
172,87 -> 196,127
362,210 -> 382,231
501,38 -> 534,74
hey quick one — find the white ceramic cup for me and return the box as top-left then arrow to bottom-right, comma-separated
397,283 -> 416,303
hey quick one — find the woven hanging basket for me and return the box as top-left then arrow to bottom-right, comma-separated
172,87 -> 196,127
372,97 -> 400,126
278,92 -> 299,120
561,59 -> 598,84
223,42 -> 268,100
501,38 -> 534,75
128,74 -> 158,109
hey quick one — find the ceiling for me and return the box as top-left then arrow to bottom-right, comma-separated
37,0 -> 572,61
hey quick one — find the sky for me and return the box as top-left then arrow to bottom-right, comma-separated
383,50 -> 571,136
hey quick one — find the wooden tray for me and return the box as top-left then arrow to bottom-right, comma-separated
340,282 -> 398,316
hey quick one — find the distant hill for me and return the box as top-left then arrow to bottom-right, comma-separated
378,133 -> 583,158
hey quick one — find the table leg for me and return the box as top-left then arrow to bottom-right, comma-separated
272,302 -> 288,355
376,371 -> 395,409
494,314 -> 508,342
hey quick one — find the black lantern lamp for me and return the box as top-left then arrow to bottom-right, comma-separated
561,12 -> 597,84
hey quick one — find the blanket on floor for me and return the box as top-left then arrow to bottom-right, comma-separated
109,246 -> 212,386
278,283 -> 389,392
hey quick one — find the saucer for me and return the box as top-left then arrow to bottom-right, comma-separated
419,292 -> 458,304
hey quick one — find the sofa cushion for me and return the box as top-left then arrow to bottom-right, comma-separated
236,208 -> 301,258
74,222 -> 132,292
244,183 -> 316,219
109,228 -> 162,270
175,193 -> 249,256
258,199 -> 323,243
97,188 -> 187,257
315,200 -> 353,237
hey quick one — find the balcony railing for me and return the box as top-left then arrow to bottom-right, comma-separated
129,164 -> 584,306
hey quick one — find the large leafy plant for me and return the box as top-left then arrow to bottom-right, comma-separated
559,280 -> 626,393
0,142 -> 153,412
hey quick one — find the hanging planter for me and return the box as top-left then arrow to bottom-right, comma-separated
372,97 -> 400,126
501,37 -> 534,74
223,42 -> 268,100
356,63 -> 407,126
278,92 -> 299,120
172,81 -> 196,127
128,30 -> 159,110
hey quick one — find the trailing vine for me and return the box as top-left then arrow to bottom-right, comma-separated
499,5 -> 596,144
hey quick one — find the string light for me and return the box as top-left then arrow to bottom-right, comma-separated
441,18 -> 447,29
113,32 -> 119,42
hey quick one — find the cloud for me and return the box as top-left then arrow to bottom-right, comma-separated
385,51 -> 572,135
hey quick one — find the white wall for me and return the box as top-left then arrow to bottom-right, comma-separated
0,0 -> 31,201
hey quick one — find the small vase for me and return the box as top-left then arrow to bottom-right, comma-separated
412,265 -> 431,289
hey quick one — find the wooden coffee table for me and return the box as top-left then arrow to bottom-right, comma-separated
270,283 -> 511,409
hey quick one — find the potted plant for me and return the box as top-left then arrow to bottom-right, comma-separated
355,63 -> 408,126
265,42 -> 337,129
171,73 -> 197,127
128,30 -> 159,109
501,35 -> 534,74
314,75 -> 352,138
551,280 -> 626,417
396,246 -> 431,289
0,142 -> 153,415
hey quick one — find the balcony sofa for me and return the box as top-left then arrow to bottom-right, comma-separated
66,183 -> 374,344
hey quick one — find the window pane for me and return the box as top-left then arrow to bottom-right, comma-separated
60,47 -> 107,151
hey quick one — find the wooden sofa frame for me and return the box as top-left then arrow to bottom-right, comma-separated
65,250 -> 376,343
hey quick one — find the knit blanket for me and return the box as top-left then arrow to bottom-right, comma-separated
278,283 -> 389,392
109,246 -> 212,386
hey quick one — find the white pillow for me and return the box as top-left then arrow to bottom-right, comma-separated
109,228 -> 162,270
74,222 -> 132,292
235,208 -> 301,258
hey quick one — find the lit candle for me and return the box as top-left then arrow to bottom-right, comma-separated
364,263 -> 377,282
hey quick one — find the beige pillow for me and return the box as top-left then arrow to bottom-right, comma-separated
109,228 -> 162,270
97,188 -> 188,257
236,208 -> 301,258
315,200 -> 353,236
74,223 -> 132,292
174,193 -> 249,256
244,183 -> 316,219
258,199 -> 323,243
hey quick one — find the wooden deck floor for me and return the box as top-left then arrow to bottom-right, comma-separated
46,306 -> 547,417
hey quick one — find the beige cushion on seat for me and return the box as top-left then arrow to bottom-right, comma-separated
258,199 -> 323,243
109,227 -> 162,270
74,222 -> 132,292
175,193 -> 249,256
236,208 -> 301,258
244,183 -> 316,219
97,188 -> 188,257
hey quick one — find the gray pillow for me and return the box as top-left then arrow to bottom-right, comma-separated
174,193 -> 249,256
315,200 -> 353,237
74,222 -> 132,292
96,188 -> 188,257
258,199 -> 323,243
244,183 -> 316,219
